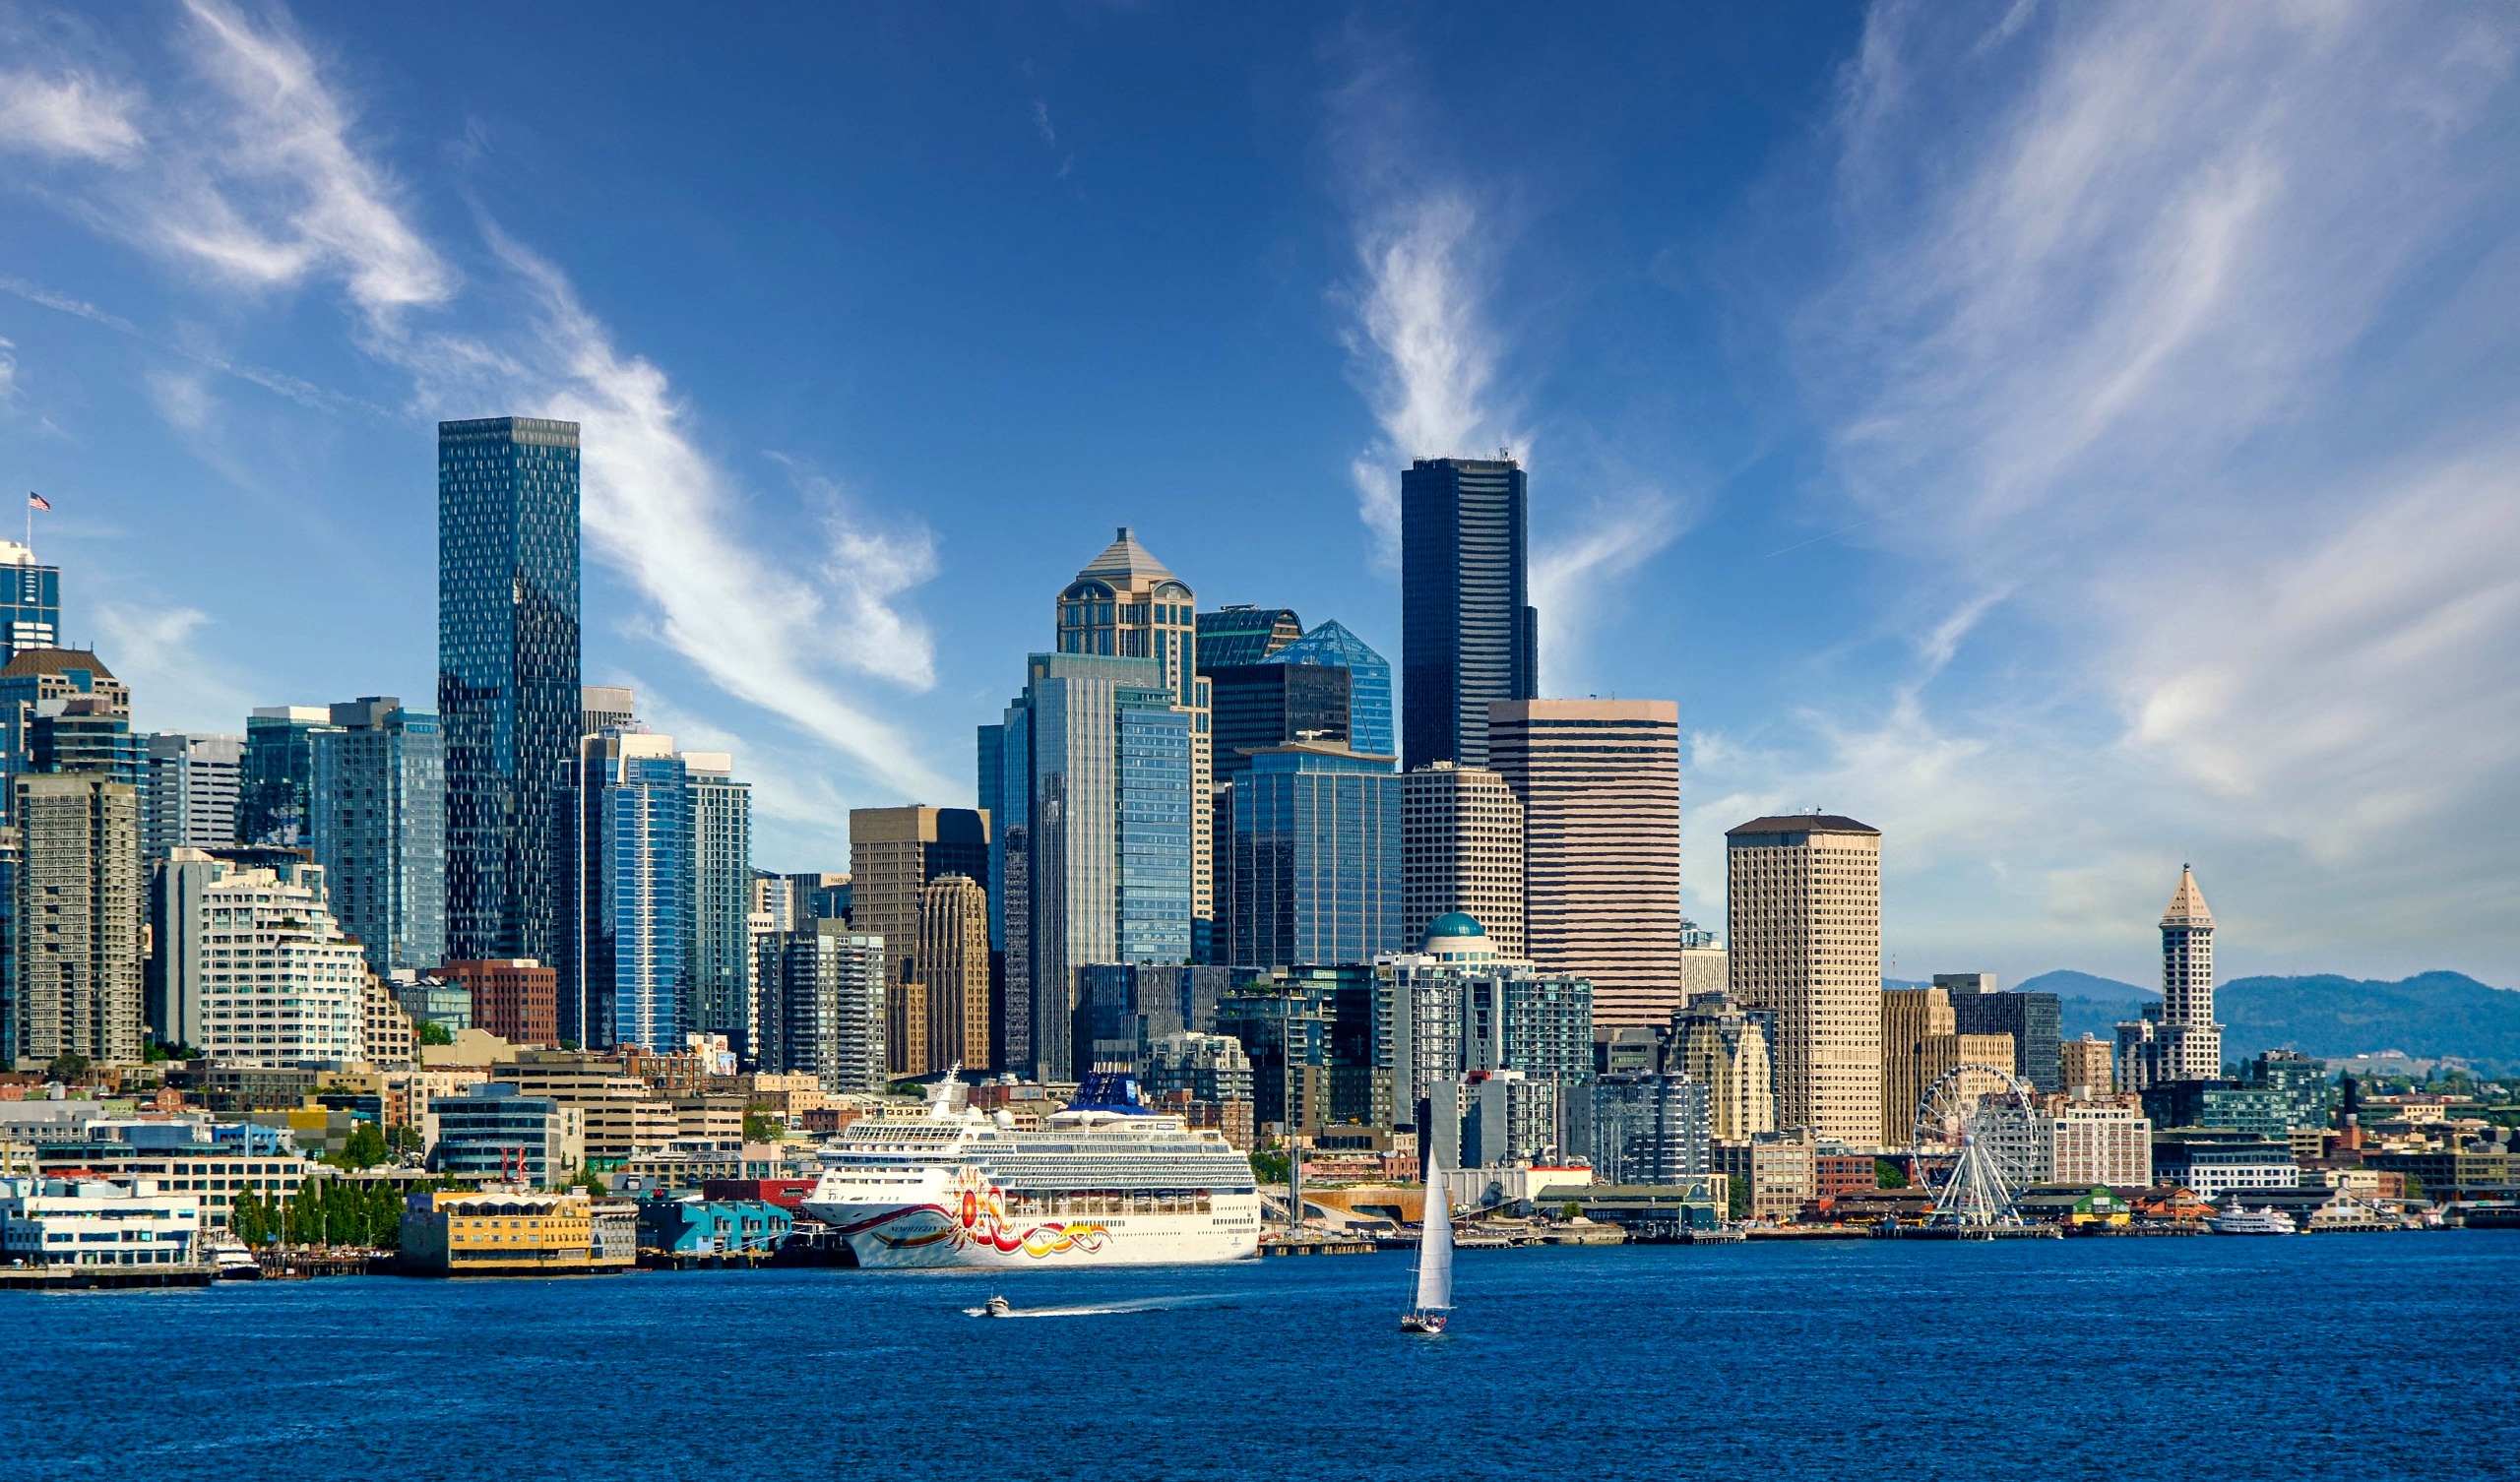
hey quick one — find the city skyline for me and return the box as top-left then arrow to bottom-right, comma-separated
4,2 -> 2517,991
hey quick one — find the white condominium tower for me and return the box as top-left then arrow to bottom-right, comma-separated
1487,699 -> 1682,1028
1725,813 -> 1882,1145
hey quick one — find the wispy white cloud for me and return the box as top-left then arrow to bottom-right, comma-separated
1530,485 -> 1681,694
1770,0 -> 2520,975
143,365 -> 213,430
5,0 -> 957,813
0,69 -> 143,160
92,600 -> 256,733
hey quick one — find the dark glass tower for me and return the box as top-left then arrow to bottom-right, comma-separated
1401,457 -> 1536,770
438,417 -> 581,981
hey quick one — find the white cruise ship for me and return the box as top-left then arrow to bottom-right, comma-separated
801,1073 -> 1262,1268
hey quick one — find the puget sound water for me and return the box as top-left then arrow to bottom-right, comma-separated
24,1233 -> 2520,1480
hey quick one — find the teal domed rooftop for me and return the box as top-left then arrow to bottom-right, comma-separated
1422,912 -> 1485,945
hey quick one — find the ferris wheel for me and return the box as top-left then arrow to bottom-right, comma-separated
1908,1063 -> 2042,1228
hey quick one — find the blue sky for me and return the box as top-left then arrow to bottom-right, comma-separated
3,1 -> 2516,991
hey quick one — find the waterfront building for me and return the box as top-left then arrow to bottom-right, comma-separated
1458,962 -> 1594,1158
2246,1049 -> 2337,1131
850,805 -> 989,1076
22,1121 -> 316,1229
14,772 -> 142,1068
1670,991 -> 1777,1142
439,416 -> 581,973
2149,1132 -> 2299,1199
604,746 -> 689,1054
1726,814 -> 1882,1146
2046,1094 -> 2152,1187
0,1175 -> 201,1269
1401,457 -> 1535,771
2059,1034 -> 2114,1096
684,753 -> 753,1060
488,1053 -> 678,1163
1489,700 -> 1682,1028
424,1081 -> 585,1186
1590,1076 -> 1712,1185
399,1188 -> 632,1275
918,873 -> 990,1074
1225,741 -> 1403,969
1712,1129 -> 1818,1221
2138,1081 -> 2293,1140
1401,762 -> 1525,961
0,541 -> 60,664
1442,1069 -> 1558,1169
1268,621 -> 1394,762
158,853 -> 368,1067
1194,605 -> 1304,668
1940,974 -> 2063,1093
752,922 -> 884,1094
142,733 -> 242,858
985,651 -> 1193,1081
238,707 -> 341,846
1054,528 -> 1212,953
307,700 -> 444,974
435,959 -> 558,1049
2115,866 -> 2222,1090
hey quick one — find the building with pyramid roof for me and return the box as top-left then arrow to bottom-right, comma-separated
2114,865 -> 2225,1090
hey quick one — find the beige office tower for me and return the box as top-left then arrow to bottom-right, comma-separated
2058,1034 -> 2114,1095
1054,528 -> 1211,938
1670,992 -> 1777,1142
1487,700 -> 1681,1027
14,773 -> 143,1067
1400,763 -> 1526,960
1880,985 -> 2018,1142
849,805 -> 990,1077
918,873 -> 990,1074
1727,814 -> 1881,1144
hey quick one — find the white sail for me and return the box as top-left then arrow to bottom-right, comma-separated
1414,1151 -> 1452,1312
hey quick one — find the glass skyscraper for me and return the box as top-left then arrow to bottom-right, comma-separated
1225,742 -> 1403,969
1401,457 -> 1536,770
308,698 -> 445,974
1266,619 -> 1395,762
0,543 -> 60,665
685,754 -> 754,1059
238,708 -> 341,845
438,416 -> 581,970
604,751 -> 688,1054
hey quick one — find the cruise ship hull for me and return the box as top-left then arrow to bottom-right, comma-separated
805,1167 -> 1262,1269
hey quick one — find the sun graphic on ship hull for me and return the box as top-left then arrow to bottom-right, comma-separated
857,1167 -> 1110,1259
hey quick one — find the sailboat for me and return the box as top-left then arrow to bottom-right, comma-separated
1402,1145 -> 1453,1334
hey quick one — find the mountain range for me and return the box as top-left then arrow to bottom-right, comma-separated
2015,970 -> 2520,1070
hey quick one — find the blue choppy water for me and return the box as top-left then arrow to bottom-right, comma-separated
24,1233 -> 2520,1480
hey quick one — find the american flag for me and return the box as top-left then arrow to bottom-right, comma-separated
26,492 -> 49,511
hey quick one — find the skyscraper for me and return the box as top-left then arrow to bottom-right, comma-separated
0,541 -> 60,664
160,854 -> 367,1068
1489,700 -> 1681,1027
439,416 -> 581,970
238,707 -> 341,845
1193,605 -> 1304,667
685,753 -> 753,1057
753,920 -> 884,1094
1726,813 -> 1881,1144
1224,741 -> 1403,969
850,805 -> 989,1076
1056,529 -> 1212,951
0,650 -> 130,820
1939,973 -> 2063,1094
918,872 -> 990,1074
988,651 -> 1193,1081
1267,620 -> 1395,762
2115,866 -> 2223,1089
308,700 -> 444,973
1205,663 -> 1351,782
13,772 -> 141,1068
1401,762 -> 1525,961
604,742 -> 687,1054
143,733 -> 243,858
1401,457 -> 1535,770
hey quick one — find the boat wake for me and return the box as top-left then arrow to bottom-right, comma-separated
963,1295 -> 1220,1319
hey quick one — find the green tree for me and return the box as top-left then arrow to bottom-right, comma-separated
43,1053 -> 90,1084
417,1020 -> 456,1046
229,1191 -> 279,1245
742,1111 -> 788,1142
1874,1158 -> 1909,1190
387,1124 -> 424,1156
333,1122 -> 389,1170
1726,1173 -> 1749,1221
1249,1146 -> 1292,1184
2403,1174 -> 2428,1204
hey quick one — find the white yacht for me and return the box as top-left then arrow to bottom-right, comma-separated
2208,1204 -> 2298,1236
802,1073 -> 1262,1269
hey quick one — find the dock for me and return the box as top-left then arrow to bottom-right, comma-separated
1260,1235 -> 1378,1257
0,1265 -> 217,1291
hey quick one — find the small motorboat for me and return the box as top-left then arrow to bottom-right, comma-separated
978,1295 -> 1013,1318
208,1236 -> 264,1281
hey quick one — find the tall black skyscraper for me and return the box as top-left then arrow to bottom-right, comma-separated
1401,456 -> 1536,770
438,417 -> 581,990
